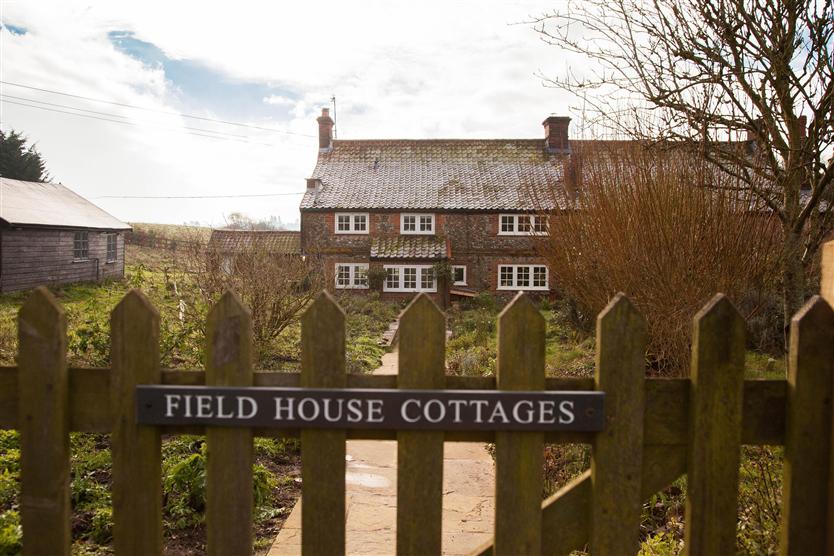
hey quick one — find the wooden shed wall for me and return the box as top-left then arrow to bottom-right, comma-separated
0,228 -> 126,293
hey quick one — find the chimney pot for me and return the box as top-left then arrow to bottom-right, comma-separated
543,115 -> 571,153
798,115 -> 808,140
317,107 -> 334,151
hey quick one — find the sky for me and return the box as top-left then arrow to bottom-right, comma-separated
0,1 -> 582,228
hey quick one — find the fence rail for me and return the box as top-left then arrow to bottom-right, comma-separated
0,285 -> 832,555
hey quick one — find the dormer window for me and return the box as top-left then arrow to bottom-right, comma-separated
498,214 -> 548,235
335,212 -> 369,234
401,213 -> 435,235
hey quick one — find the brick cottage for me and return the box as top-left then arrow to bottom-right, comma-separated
299,109 -> 572,304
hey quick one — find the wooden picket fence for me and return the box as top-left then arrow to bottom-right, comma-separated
1,279 -> 833,554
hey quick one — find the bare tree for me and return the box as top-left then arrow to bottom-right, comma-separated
538,143 -> 781,373
181,233 -> 323,356
533,0 -> 833,330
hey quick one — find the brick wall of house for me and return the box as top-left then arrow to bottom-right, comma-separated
303,210 -> 550,296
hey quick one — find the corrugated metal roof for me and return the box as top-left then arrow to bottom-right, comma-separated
370,236 -> 448,259
301,139 -> 569,211
208,229 -> 301,255
0,178 -> 131,230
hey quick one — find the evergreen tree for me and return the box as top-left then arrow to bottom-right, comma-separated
0,130 -> 51,182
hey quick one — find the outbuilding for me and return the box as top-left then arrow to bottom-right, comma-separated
0,177 -> 131,292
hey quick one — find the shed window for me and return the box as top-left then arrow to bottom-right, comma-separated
452,265 -> 467,285
383,265 -> 436,292
106,233 -> 117,263
73,231 -> 89,260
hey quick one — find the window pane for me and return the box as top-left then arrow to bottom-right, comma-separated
74,231 -> 88,259
499,266 -> 513,287
500,216 -> 514,233
336,265 -> 351,286
337,215 -> 351,231
106,234 -> 117,262
533,266 -> 547,288
420,268 -> 435,289
354,214 -> 367,231
419,215 -> 433,232
403,268 -> 417,289
517,266 -> 530,286
518,216 -> 531,232
385,268 -> 399,289
453,266 -> 465,283
354,265 -> 368,286
403,215 -> 416,231
533,216 -> 548,233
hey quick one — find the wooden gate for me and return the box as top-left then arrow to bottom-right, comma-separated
1,263 -> 833,554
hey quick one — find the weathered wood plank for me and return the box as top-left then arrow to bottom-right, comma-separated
300,292 -> 346,555
396,294 -> 445,555
779,296 -> 834,555
0,367 -> 790,445
472,445 -> 689,556
205,291 -> 254,555
110,290 -> 162,555
590,294 -> 647,554
18,287 -> 70,555
494,293 -> 545,555
684,294 -> 746,555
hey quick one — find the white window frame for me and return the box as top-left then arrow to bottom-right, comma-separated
383,264 -> 437,292
400,213 -> 435,235
335,212 -> 369,234
452,265 -> 467,286
334,263 -> 369,289
497,265 -> 549,291
497,214 -> 549,236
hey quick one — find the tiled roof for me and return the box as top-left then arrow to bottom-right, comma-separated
370,236 -> 448,259
301,139 -> 569,211
208,229 -> 301,255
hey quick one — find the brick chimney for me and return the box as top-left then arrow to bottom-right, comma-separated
543,116 -> 571,153
798,115 -> 808,140
317,107 -> 334,151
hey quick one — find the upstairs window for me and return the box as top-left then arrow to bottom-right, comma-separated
106,233 -> 117,263
401,213 -> 435,234
334,263 -> 369,289
73,231 -> 89,260
335,213 -> 369,234
498,214 -> 549,236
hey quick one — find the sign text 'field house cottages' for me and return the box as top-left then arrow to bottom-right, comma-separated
300,109 -> 571,303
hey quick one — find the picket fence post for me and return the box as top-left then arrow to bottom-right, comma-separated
300,291 -> 346,555
111,289 -> 162,555
494,292 -> 545,555
206,290 -> 254,555
684,294 -> 746,555
396,293 -> 446,555
817,239 -> 834,554
779,296 -> 834,555
590,293 -> 647,554
18,287 -> 70,555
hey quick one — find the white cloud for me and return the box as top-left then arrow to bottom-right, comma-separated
0,0 -> 582,226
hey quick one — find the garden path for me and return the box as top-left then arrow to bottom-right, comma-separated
268,349 -> 496,555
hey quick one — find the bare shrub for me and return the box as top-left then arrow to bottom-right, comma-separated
179,231 -> 323,358
537,143 -> 780,374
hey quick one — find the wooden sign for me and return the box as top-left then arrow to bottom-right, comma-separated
136,386 -> 605,431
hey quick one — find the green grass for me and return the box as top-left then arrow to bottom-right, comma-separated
0,244 -> 403,554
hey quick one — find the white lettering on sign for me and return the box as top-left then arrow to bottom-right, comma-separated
140,387 -> 603,431
558,400 -> 575,424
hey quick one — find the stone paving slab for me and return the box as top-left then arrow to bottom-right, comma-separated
269,350 -> 496,555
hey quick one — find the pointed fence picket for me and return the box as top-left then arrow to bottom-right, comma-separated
5,246 -> 834,554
